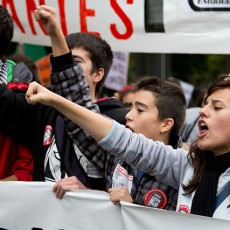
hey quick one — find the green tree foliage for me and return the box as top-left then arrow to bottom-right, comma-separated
169,54 -> 230,87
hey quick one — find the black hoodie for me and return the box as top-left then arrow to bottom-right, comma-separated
97,97 -> 127,125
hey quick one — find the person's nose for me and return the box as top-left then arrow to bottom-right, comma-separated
125,108 -> 133,122
199,104 -> 208,118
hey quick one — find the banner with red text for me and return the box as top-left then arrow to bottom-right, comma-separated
0,182 -> 229,230
2,1 -> 230,54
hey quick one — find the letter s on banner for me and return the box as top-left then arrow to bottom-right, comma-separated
110,0 -> 133,39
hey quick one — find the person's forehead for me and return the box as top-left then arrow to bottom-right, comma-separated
208,88 -> 230,104
133,90 -> 157,108
134,90 -> 156,101
71,47 -> 91,60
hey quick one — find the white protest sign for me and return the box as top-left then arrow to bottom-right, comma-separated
0,182 -> 122,230
104,52 -> 130,91
0,182 -> 229,230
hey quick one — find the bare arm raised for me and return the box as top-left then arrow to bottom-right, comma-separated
26,81 -> 187,190
34,5 -> 68,57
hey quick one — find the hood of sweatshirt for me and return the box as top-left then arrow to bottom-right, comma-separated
96,97 -> 127,125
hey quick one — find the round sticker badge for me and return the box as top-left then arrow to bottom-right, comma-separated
144,189 -> 168,209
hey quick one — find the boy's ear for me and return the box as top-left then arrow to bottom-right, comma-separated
161,118 -> 174,133
93,68 -> 104,84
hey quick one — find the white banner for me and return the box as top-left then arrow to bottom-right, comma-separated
0,0 -> 144,52
2,0 -> 230,53
0,182 -> 229,230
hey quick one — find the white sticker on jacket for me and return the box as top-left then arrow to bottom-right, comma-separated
112,163 -> 133,192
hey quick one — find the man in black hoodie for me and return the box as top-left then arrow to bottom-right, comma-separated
0,5 -> 126,190
55,32 -> 127,190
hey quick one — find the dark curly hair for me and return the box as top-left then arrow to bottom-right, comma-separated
0,5 -> 14,59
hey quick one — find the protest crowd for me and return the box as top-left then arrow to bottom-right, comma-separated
0,3 -> 230,228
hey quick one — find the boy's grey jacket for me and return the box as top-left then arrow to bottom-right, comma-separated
99,121 -> 230,220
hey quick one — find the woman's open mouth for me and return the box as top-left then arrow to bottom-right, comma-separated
198,120 -> 208,138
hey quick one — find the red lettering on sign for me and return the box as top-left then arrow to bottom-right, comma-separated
2,0 -> 25,33
26,0 -> 47,35
58,0 -> 68,36
79,0 -> 100,36
110,0 -> 133,39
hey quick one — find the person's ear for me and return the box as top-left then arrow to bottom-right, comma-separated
161,118 -> 174,133
93,68 -> 104,84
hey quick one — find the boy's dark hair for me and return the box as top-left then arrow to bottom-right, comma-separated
65,33 -> 113,96
134,76 -> 186,145
0,5 -> 14,59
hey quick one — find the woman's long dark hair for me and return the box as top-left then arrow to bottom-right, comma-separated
183,74 -> 230,193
